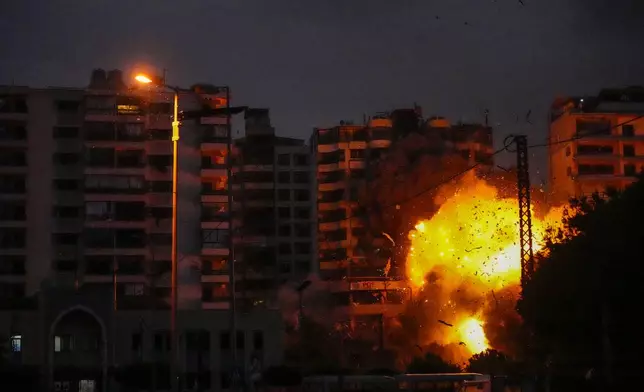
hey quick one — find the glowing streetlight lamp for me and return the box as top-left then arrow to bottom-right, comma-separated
134,74 -> 154,84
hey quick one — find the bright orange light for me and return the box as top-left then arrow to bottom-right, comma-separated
135,74 -> 153,84
458,318 -> 488,355
405,173 -> 566,362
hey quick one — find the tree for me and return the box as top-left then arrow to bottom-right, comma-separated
517,176 -> 644,389
467,349 -> 516,375
407,351 -> 461,373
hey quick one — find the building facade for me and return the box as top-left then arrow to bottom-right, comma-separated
231,109 -> 315,309
548,87 -> 644,204
0,69 -> 283,391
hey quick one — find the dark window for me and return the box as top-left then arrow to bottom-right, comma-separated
53,179 -> 78,191
278,207 -> 290,219
236,331 -> 244,350
0,256 -> 25,275
0,175 -> 26,193
278,225 -> 291,236
53,153 -> 80,165
56,100 -> 80,112
624,164 -> 637,176
277,154 -> 290,166
350,149 -> 365,160
293,171 -> 309,184
623,145 -> 635,157
0,229 -> 25,248
294,154 -> 309,166
131,333 -> 142,351
150,181 -> 172,193
0,201 -> 26,220
278,172 -> 290,183
623,124 -> 635,137
148,129 -> 171,140
294,190 -> 310,202
278,189 -> 290,201
294,242 -> 311,255
219,332 -> 230,350
53,233 -> 77,246
52,206 -> 79,218
294,208 -> 310,220
278,243 -> 292,255
253,331 -> 264,350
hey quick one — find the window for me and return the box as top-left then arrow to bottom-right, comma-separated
0,201 -> 26,220
0,147 -> 27,166
624,164 -> 637,177
54,126 -> 80,139
53,233 -> 77,246
277,154 -> 290,166
0,175 -> 25,193
278,225 -> 291,236
154,331 -> 171,352
278,172 -> 290,183
54,335 -> 74,352
131,333 -> 142,351
350,149 -> 365,160
278,207 -> 290,219
278,189 -> 290,201
56,100 -> 80,112
623,145 -> 635,157
124,283 -> 145,296
53,179 -> 78,191
54,259 -> 78,272
202,229 -> 230,248
623,124 -> 635,137
150,180 -> 172,192
0,256 -> 25,275
294,190 -> 310,202
294,154 -> 309,166
278,243 -> 292,255
53,153 -> 80,165
236,331 -> 245,350
293,171 -> 309,184
10,334 -> 21,352
219,331 -> 231,350
294,224 -> 310,238
253,331 -> 264,350
85,175 -> 145,193
52,206 -> 79,218
0,228 -> 25,248
294,242 -> 311,255
148,128 -> 172,140
294,207 -> 310,220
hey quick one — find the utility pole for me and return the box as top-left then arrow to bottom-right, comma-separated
515,135 -> 535,289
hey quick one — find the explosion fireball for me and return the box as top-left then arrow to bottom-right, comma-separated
406,174 -> 563,362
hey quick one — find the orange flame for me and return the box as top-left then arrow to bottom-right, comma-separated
406,174 -> 564,360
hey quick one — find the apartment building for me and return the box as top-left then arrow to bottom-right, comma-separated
231,109 -> 315,309
0,69 -> 283,391
548,87 -> 644,204
310,109 -> 494,365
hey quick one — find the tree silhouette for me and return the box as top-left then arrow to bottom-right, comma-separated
467,349 -> 515,375
407,351 -> 461,373
517,176 -> 644,389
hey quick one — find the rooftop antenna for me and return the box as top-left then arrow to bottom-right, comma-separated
484,109 -> 490,127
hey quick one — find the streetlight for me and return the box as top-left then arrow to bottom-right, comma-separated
135,73 -> 182,392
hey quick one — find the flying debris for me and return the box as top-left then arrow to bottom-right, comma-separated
382,232 -> 396,245
438,320 -> 454,327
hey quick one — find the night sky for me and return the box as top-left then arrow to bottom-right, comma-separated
2,0 -> 643,181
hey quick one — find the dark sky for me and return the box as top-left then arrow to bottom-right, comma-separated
1,0 -> 643,181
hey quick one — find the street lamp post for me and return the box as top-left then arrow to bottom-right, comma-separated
135,74 -> 181,392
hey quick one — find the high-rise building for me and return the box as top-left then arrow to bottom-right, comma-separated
0,70 -> 283,391
232,109 -> 315,309
548,87 -> 644,204
310,109 -> 494,365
